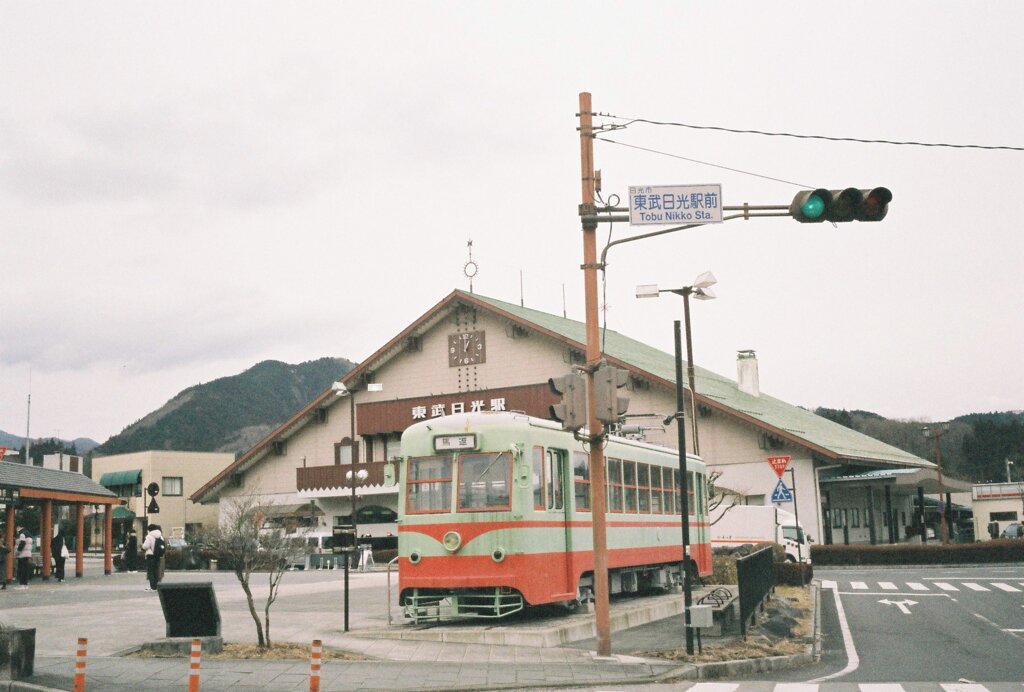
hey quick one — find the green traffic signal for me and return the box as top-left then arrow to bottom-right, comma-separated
790,187 -> 892,223
801,194 -> 826,220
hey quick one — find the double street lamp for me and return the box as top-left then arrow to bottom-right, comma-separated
636,270 -> 717,656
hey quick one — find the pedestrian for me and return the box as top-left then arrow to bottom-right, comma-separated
0,535 -> 9,590
51,528 -> 68,583
15,526 -> 33,589
141,523 -> 164,591
124,528 -> 139,573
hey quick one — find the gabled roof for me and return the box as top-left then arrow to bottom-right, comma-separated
1,461 -> 119,503
191,289 -> 930,503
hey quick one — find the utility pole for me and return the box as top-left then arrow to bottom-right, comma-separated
578,92 -> 611,657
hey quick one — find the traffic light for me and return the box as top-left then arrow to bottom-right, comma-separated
549,372 -> 587,431
593,364 -> 630,425
790,187 -> 892,223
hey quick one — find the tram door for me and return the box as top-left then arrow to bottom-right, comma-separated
545,448 -> 573,596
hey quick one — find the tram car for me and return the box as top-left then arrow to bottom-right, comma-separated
395,411 -> 712,621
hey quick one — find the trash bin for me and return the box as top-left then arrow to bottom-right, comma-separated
209,559 -> 218,571
157,582 -> 221,637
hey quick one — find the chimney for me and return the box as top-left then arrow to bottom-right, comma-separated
736,350 -> 760,397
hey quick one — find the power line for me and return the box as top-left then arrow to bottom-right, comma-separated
597,114 -> 1024,152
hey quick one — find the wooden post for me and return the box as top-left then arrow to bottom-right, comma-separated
41,499 -> 52,580
75,504 -> 85,578
104,505 -> 113,575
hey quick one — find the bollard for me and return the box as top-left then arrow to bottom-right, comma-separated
73,637 -> 87,692
188,638 -> 202,692
309,639 -> 322,692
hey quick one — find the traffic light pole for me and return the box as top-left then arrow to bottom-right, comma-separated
578,92 -> 612,657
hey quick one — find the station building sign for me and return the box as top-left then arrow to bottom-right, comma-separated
628,184 -> 723,226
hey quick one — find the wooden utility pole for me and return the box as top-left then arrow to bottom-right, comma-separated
578,92 -> 611,656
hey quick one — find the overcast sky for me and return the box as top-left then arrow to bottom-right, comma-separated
2,2 -> 1022,444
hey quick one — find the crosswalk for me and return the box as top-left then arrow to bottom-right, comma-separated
675,683 -> 1024,692
821,579 -> 1024,593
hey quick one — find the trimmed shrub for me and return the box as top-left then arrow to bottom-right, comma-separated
811,539 -> 1024,566
774,561 -> 813,585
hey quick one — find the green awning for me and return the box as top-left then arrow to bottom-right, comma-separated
111,506 -> 136,519
99,469 -> 142,488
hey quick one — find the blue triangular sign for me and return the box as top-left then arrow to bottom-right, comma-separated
771,479 -> 793,503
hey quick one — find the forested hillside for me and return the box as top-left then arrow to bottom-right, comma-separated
93,357 -> 355,456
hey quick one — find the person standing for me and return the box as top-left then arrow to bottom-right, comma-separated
124,529 -> 139,572
15,527 -> 33,589
141,524 -> 164,591
0,536 -> 9,590
51,529 -> 68,583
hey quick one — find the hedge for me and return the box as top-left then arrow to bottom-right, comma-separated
811,539 -> 1024,566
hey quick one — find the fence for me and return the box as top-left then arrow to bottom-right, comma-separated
736,546 -> 774,637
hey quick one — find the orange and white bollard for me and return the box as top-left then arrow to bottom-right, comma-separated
188,638 -> 202,692
309,639 -> 322,692
73,637 -> 87,692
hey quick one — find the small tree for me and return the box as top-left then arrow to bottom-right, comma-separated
200,492 -> 307,649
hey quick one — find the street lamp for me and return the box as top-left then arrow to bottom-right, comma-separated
636,271 -> 717,455
922,423 -> 951,545
635,271 -> 716,657
1007,459 -> 1014,484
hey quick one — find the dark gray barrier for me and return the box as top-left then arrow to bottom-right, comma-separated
157,582 -> 221,637
736,546 -> 774,637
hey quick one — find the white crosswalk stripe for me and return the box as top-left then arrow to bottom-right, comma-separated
878,581 -> 898,590
858,685 -> 905,692
934,582 -> 959,591
907,582 -> 930,590
687,684 -> 739,692
963,582 -> 990,591
678,683 -> 1006,692
991,582 -> 1020,592
851,581 -> 868,589
941,684 -> 992,692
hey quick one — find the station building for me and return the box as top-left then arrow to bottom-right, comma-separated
191,289 -> 968,548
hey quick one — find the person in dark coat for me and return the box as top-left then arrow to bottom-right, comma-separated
124,529 -> 139,572
51,529 -> 68,583
0,536 -> 9,590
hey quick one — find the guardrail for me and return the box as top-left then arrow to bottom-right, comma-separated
736,546 -> 774,637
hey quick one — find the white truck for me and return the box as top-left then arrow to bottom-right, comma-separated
710,505 -> 812,563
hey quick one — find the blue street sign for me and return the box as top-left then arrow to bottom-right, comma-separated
771,479 -> 793,503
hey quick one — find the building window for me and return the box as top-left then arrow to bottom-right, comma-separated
991,511 -> 1019,522
162,477 -> 183,496
335,438 -> 359,465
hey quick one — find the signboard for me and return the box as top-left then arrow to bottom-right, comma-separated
767,455 -> 791,478
0,486 -> 20,507
628,184 -> 723,226
434,434 -> 477,452
771,479 -> 793,503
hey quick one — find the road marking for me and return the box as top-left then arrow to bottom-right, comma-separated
963,582 -> 989,591
878,598 -> 917,614
877,581 -> 897,590
991,582 -> 1020,592
906,582 -> 929,591
934,582 -> 959,591
809,581 -> 859,683
773,685 -> 819,692
851,581 -> 868,590
820,580 -> 837,589
859,684 -> 905,692
687,684 -> 739,692
941,684 -> 990,692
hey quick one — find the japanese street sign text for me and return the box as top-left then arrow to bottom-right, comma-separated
771,479 -> 793,503
767,455 -> 791,478
628,184 -> 723,226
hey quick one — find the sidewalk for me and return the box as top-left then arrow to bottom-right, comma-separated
0,569 -> 810,691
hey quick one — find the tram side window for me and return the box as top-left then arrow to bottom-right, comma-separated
637,463 -> 651,513
607,458 -> 623,512
673,470 -> 682,515
687,471 -> 697,516
696,472 -> 706,515
573,451 -> 590,511
664,468 -> 675,514
533,446 -> 545,510
458,452 -> 511,511
650,465 -> 663,513
406,455 -> 453,513
546,449 -> 564,511
623,461 -> 638,512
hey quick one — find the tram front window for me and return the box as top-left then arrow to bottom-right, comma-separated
458,452 -> 512,511
407,455 -> 453,513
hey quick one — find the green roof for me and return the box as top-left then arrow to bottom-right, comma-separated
464,291 -> 931,469
99,469 -> 142,487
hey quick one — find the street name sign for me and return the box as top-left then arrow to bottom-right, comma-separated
628,184 -> 723,226
767,455 -> 791,478
771,479 -> 793,503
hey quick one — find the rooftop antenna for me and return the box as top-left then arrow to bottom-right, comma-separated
463,239 -> 478,293
25,367 -> 32,465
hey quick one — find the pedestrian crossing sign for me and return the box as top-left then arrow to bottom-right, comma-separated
771,479 -> 793,503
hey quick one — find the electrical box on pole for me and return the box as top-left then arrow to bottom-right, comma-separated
790,187 -> 892,223
549,372 -> 587,431
593,364 -> 630,425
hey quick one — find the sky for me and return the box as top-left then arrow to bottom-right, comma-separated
2,2 -> 1022,444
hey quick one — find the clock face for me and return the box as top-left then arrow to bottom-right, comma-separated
448,330 -> 486,367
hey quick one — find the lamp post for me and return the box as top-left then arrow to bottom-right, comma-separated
1007,459 -> 1014,484
636,271 -> 717,455
922,423 -> 951,545
636,272 -> 715,656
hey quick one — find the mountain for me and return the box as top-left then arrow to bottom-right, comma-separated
92,357 -> 355,456
0,432 -> 99,455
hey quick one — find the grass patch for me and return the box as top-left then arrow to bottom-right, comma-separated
637,585 -> 812,663
131,643 -> 369,660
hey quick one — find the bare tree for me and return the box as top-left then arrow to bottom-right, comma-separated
199,492 -> 307,649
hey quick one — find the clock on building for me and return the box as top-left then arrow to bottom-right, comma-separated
448,330 -> 486,367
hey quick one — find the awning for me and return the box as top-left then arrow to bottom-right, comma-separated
262,503 -> 324,518
99,469 -> 142,487
819,467 -> 973,494
111,506 -> 136,520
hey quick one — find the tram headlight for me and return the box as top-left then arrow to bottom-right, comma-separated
491,547 -> 506,563
442,530 -> 462,553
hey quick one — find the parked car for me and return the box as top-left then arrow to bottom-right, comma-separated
1001,522 -> 1023,539
165,537 -> 202,570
